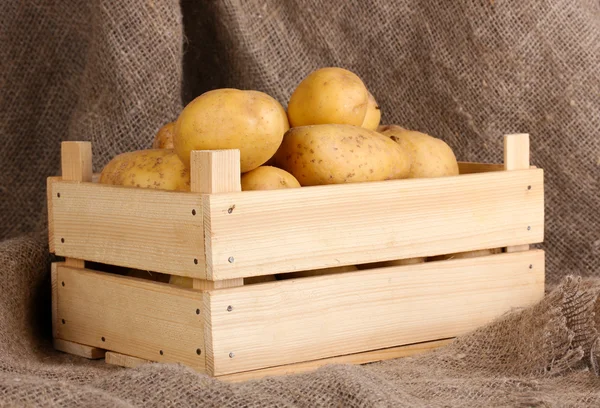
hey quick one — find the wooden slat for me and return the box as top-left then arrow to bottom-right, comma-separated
458,162 -> 504,175
51,181 -> 205,278
55,264 -> 206,371
105,351 -> 150,369
218,339 -> 453,382
61,141 -> 92,183
54,338 -> 105,359
47,176 -> 61,253
207,250 -> 545,375
51,263 -> 59,338
60,142 -> 92,267
203,169 -> 544,280
190,150 -> 243,288
504,134 -> 532,253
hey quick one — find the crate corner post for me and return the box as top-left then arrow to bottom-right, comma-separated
503,133 -> 532,253
190,149 -> 243,289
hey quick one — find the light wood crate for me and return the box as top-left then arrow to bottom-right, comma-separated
48,134 -> 545,381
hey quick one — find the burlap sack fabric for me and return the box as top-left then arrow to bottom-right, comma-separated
1,0 -> 598,406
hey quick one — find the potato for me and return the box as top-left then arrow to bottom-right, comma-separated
152,122 -> 175,149
281,265 -> 359,279
429,248 -> 502,262
174,88 -> 289,172
378,125 -> 459,178
272,124 -> 411,186
357,257 -> 426,270
127,269 -> 170,283
287,67 -> 369,127
169,275 -> 193,288
361,91 -> 381,130
169,275 -> 277,287
241,166 -> 301,191
99,149 -> 190,191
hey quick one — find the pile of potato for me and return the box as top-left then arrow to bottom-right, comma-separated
98,67 -> 474,283
99,66 -> 459,192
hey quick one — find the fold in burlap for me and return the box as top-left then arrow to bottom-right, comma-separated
1,0 -> 598,406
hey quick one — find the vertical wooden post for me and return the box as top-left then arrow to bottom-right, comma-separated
504,134 -> 531,253
190,149 -> 244,290
60,141 -> 93,268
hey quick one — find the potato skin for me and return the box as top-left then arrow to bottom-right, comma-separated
378,126 -> 459,178
241,166 -> 301,191
287,67 -> 369,127
152,122 -> 175,149
360,91 -> 381,130
174,88 -> 289,172
357,257 -> 426,269
281,265 -> 359,279
272,124 -> 411,186
99,149 -> 190,191
429,248 -> 502,262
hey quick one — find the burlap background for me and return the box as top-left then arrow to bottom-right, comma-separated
1,0 -> 598,406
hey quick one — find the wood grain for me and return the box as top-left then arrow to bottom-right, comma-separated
51,263 -> 59,339
61,141 -> 92,183
204,169 -> 544,280
51,181 -> 205,278
105,351 -> 150,368
55,264 -> 207,371
54,338 -> 105,359
218,339 -> 453,382
190,150 -> 243,288
47,177 -> 62,253
207,250 -> 545,375
60,142 -> 92,267
458,162 -> 504,174
504,134 -> 532,253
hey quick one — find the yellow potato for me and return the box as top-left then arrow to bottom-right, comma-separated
127,269 -> 170,283
169,275 -> 193,288
152,122 -> 175,149
272,124 -> 411,186
174,88 -> 289,172
429,248 -> 502,262
357,257 -> 426,269
281,265 -> 358,279
287,67 -> 369,127
99,149 -> 190,191
241,166 -> 301,191
378,126 -> 459,178
169,275 -> 277,287
361,91 -> 381,130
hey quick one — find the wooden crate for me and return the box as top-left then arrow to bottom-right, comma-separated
48,134 -> 545,381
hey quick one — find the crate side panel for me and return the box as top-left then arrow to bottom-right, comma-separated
51,181 -> 206,278
206,169 -> 544,280
208,250 -> 545,375
55,265 -> 206,371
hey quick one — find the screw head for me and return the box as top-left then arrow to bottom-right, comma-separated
227,305 -> 233,312
194,258 -> 198,265
192,209 -> 196,216
159,350 -> 164,355
228,256 -> 235,263
527,185 -> 532,190
229,352 -> 235,358
527,226 -> 531,231
529,264 -> 533,269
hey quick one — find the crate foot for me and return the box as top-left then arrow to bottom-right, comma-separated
105,351 -> 151,369
54,338 -> 106,359
217,338 -> 453,382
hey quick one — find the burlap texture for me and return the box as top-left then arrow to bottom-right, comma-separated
1,0 -> 599,406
